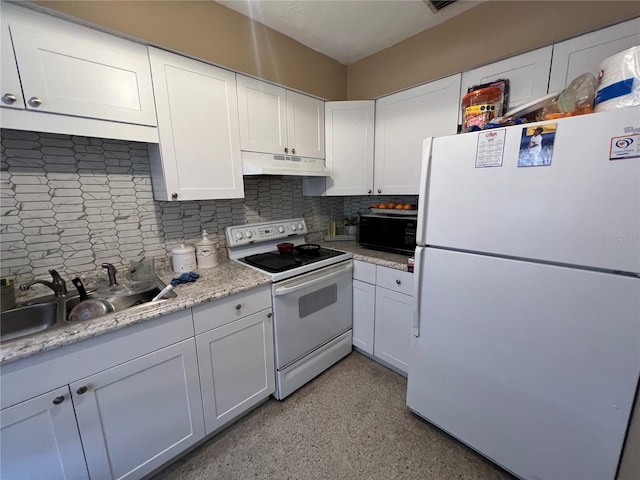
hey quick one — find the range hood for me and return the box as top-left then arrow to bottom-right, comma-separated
242,151 -> 330,177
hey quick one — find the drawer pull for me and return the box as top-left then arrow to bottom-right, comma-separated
3,93 -> 17,104
76,386 -> 88,395
395,279 -> 401,285
52,396 -> 65,405
28,96 -> 43,107
235,304 -> 242,310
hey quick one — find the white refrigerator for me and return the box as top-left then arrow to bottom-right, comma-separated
407,107 -> 640,480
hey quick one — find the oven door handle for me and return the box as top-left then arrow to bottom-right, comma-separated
272,261 -> 353,296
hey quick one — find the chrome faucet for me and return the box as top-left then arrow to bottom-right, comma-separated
19,269 -> 68,298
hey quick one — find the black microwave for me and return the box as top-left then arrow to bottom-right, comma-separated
357,214 -> 417,255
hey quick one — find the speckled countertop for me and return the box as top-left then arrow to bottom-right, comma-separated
0,240 -> 409,366
0,257 -> 271,365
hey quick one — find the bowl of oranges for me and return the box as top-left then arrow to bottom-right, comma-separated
370,202 -> 417,215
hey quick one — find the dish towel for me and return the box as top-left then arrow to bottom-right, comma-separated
171,272 -> 200,287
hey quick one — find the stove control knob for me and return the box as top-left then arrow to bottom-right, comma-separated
278,225 -> 285,233
297,222 -> 304,231
235,231 -> 243,240
290,224 -> 297,231
245,230 -> 253,239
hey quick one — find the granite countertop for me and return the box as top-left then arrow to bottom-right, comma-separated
1,240 -> 410,366
0,257 -> 271,365
315,238 -> 412,271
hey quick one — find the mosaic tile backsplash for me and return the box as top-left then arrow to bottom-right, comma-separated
0,129 -> 418,283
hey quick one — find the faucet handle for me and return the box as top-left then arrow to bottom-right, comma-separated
101,263 -> 118,286
48,269 -> 67,296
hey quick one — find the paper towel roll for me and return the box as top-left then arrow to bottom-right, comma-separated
594,45 -> 640,112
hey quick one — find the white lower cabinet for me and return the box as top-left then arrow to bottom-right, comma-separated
0,386 -> 89,480
72,339 -> 204,480
352,260 -> 414,374
193,286 -> 275,435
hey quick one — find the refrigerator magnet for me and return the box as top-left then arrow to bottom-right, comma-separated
518,123 -> 557,167
475,129 -> 506,168
609,134 -> 640,160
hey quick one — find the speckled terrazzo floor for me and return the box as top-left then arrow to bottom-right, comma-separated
151,352 -> 515,480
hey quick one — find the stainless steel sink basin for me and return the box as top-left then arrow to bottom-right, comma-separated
1,277 -> 177,342
0,302 -> 59,342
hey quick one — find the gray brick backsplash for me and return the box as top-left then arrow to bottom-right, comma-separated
1,129 -> 352,282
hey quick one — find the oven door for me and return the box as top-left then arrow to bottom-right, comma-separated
271,260 -> 353,369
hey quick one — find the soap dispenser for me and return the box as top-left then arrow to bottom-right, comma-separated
195,230 -> 218,268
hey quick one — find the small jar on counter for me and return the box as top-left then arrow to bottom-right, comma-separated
171,244 -> 197,273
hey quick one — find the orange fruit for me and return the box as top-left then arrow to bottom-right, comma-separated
395,204 -> 404,209
371,204 -> 379,208
403,204 -> 412,210
378,204 -> 387,209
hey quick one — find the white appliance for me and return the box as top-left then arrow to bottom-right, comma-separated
226,219 -> 353,399
407,107 -> 640,480
242,151 -> 330,177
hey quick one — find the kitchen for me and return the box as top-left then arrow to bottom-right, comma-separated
1,1 -> 639,479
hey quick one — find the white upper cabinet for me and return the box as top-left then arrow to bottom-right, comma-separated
148,47 -> 244,201
1,24 -> 25,110
548,18 -> 640,94
237,74 -> 325,158
460,46 -> 553,114
305,100 -> 375,196
3,3 -> 156,126
374,74 -> 461,196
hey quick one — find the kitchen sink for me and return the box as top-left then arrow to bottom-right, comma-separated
0,302 -> 60,342
1,278 -> 177,343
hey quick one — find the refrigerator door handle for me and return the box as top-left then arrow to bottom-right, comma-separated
416,138 -> 433,246
412,246 -> 424,337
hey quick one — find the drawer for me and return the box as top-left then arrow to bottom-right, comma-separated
192,285 -> 271,334
353,260 -> 376,283
376,265 -> 413,296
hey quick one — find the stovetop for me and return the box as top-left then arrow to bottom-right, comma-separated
239,247 -> 347,273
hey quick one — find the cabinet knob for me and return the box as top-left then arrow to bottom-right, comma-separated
235,304 -> 242,310
367,190 -> 372,194
28,97 -> 43,107
377,189 -> 382,194
267,312 -> 272,318
76,386 -> 88,395
52,396 -> 65,405
2,93 -> 17,104
284,147 -> 288,154
395,279 -> 401,285
291,148 -> 296,154
171,193 -> 178,199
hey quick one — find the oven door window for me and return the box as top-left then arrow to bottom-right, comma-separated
299,284 -> 337,318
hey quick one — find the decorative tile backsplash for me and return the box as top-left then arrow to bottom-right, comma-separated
0,129 -> 345,282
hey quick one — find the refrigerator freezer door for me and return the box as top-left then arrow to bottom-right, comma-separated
422,107 -> 640,274
407,248 -> 640,480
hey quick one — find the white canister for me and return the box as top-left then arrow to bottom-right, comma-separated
171,244 -> 197,273
195,230 -> 219,269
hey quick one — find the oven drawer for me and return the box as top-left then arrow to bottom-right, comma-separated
376,266 -> 413,296
193,285 -> 271,335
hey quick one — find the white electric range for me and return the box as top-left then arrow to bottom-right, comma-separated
226,218 -> 353,400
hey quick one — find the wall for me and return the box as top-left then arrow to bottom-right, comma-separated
0,129 -> 344,282
348,1 -> 640,99
31,0 -> 347,101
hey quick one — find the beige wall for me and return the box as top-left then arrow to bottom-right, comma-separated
348,1 -> 640,99
33,0 -> 348,101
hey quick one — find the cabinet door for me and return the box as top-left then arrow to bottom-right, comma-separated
1,386 -> 88,480
197,309 -> 275,435
72,339 -> 204,480
149,47 -> 244,201
236,74 -> 288,155
287,90 -> 325,159
1,24 -> 25,110
324,100 -> 375,196
460,46 -> 553,114
374,74 -> 461,196
8,8 -> 156,125
352,279 -> 375,355
548,18 -> 640,94
374,286 -> 413,374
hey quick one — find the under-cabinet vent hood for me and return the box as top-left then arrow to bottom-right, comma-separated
242,151 -> 330,177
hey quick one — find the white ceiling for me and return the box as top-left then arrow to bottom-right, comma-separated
216,0 -> 484,65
